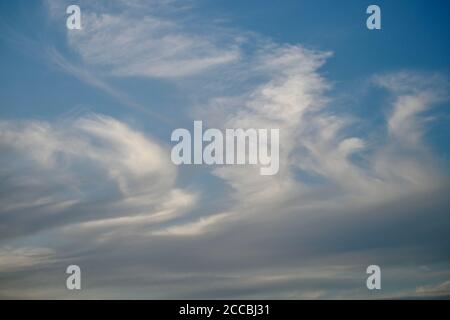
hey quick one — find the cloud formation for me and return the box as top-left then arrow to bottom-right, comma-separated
0,114 -> 196,241
46,0 -> 240,78
0,0 -> 449,299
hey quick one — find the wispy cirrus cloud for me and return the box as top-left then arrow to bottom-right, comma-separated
45,0 -> 241,78
0,0 -> 449,300
166,46 -> 449,236
0,114 -> 196,241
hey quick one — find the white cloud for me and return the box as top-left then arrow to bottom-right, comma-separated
196,48 -> 449,233
0,114 -> 196,238
152,212 -> 232,236
0,0 -> 447,300
375,72 -> 448,147
46,0 -> 240,78
41,1 -> 447,248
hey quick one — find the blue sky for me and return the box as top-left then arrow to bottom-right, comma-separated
0,0 -> 450,299
2,0 -> 450,156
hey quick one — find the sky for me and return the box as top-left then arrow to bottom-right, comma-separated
0,0 -> 450,299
